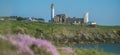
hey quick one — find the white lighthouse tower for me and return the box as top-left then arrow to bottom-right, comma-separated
51,4 -> 54,22
84,12 -> 89,24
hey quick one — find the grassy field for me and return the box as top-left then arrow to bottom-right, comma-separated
0,21 -> 120,43
0,20 -> 119,35
0,21 -> 119,55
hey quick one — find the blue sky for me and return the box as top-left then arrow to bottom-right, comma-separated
0,0 -> 120,25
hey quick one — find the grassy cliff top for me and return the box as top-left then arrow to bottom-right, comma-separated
0,20 -> 119,35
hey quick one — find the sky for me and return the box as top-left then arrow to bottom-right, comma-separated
0,0 -> 120,26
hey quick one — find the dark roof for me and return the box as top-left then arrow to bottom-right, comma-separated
56,14 -> 66,17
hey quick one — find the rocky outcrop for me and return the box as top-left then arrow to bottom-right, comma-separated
42,29 -> 120,46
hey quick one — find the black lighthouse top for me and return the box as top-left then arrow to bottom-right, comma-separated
51,4 -> 54,9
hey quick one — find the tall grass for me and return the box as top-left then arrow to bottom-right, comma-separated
0,21 -> 119,55
0,34 -> 118,55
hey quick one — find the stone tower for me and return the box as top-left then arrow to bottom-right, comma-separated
51,4 -> 54,22
84,12 -> 89,24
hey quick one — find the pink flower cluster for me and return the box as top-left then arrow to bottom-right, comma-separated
0,34 -> 60,55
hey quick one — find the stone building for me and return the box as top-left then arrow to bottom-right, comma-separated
50,4 -> 93,25
54,14 -> 67,23
53,14 -> 84,25
67,17 -> 84,25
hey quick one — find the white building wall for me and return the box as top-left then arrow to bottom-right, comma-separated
51,4 -> 54,22
52,8 -> 54,18
84,12 -> 89,24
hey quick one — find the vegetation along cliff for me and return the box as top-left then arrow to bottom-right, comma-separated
0,21 -> 120,46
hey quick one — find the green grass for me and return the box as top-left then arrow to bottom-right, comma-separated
0,20 -> 119,35
0,21 -> 119,55
0,21 -> 119,44
0,40 -> 118,55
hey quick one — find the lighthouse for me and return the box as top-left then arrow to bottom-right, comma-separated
84,12 -> 89,24
51,4 -> 54,22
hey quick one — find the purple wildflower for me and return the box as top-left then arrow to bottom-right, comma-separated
0,34 -> 60,55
